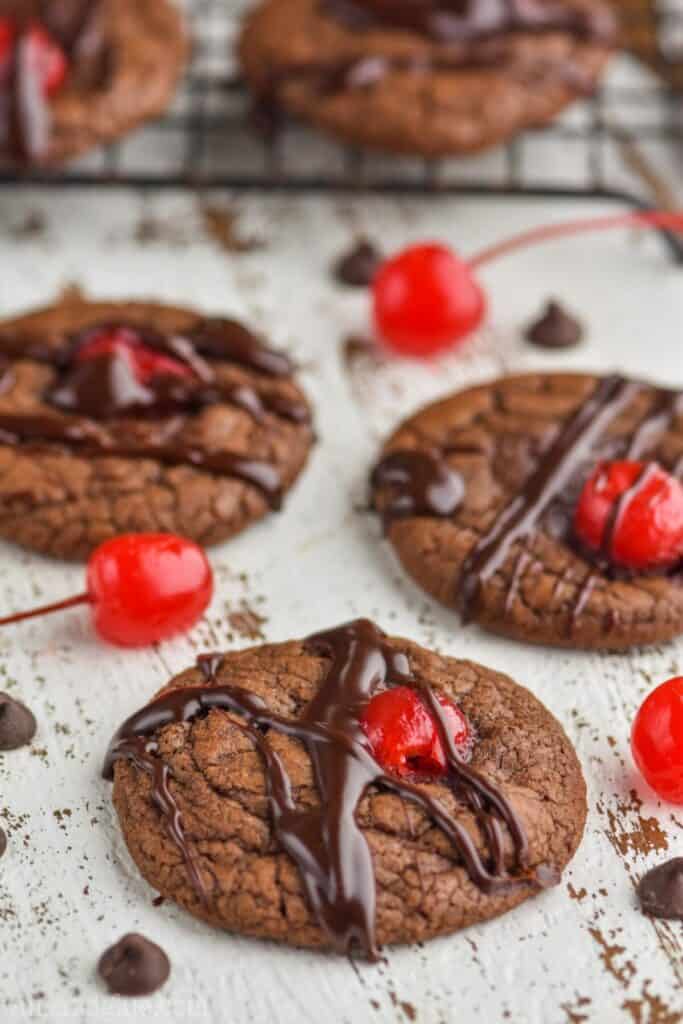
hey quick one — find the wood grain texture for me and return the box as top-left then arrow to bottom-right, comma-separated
0,56 -> 682,1024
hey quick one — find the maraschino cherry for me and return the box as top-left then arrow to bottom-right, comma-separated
574,461 -> 683,571
632,677 -> 683,804
0,533 -> 213,646
76,326 -> 194,384
373,243 -> 485,357
0,19 -> 68,96
371,211 -> 683,358
360,685 -> 470,777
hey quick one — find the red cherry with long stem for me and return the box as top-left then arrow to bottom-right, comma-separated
373,243 -> 486,357
0,533 -> 213,646
372,210 -> 683,358
632,677 -> 683,804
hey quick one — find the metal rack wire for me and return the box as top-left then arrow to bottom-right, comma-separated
0,1 -> 681,238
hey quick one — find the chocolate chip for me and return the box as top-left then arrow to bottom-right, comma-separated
525,300 -> 583,349
0,827 -> 6,859
638,858 -> 683,920
98,934 -> 170,997
333,239 -> 383,287
0,693 -> 36,750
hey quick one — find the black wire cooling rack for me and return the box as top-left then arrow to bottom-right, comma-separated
0,1 -> 681,236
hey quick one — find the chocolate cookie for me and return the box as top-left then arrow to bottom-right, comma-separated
617,0 -> 683,87
239,0 -> 616,157
0,290 -> 314,560
0,0 -> 187,165
370,373 -> 683,650
104,618 -> 586,956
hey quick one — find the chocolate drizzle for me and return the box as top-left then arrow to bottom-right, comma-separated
458,377 -> 683,622
455,375 -> 641,619
0,316 -> 310,507
0,411 -> 286,507
371,449 -> 465,531
322,0 -> 616,45
1,0 -> 110,161
254,0 -> 615,129
103,618 -> 553,958
371,375 -> 683,630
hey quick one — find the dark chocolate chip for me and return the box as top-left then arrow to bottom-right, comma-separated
0,693 -> 36,750
525,300 -> 583,349
638,857 -> 683,921
98,934 -> 170,997
0,827 -> 6,859
333,239 -> 383,287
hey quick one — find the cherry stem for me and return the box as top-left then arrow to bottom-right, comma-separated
468,210 -> 683,270
0,592 -> 91,627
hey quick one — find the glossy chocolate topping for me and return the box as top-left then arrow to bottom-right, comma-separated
1,0 -> 109,161
322,0 -> 616,44
456,375 -> 641,618
255,0 -> 614,125
104,618 -> 555,958
371,376 -> 683,628
371,449 -> 465,530
458,377 -> 683,618
0,410 -> 286,508
0,316 -> 309,507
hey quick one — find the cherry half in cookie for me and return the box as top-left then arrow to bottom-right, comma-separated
0,19 -> 68,96
574,460 -> 683,571
360,685 -> 471,777
76,326 -> 194,384
632,677 -> 683,804
370,211 -> 683,358
0,533 -> 213,646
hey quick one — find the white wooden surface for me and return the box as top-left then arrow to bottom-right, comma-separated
1,62 -> 683,1024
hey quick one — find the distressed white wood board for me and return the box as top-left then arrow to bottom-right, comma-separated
0,188 -> 681,1024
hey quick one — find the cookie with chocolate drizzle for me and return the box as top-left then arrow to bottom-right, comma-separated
104,618 -> 586,955
239,0 -> 616,156
370,372 -> 683,650
0,290 -> 314,560
0,0 -> 187,164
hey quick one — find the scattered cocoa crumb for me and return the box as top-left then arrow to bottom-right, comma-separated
228,603 -> 267,642
10,211 -> 46,240
133,215 -> 189,247
201,204 -> 265,253
342,334 -> 383,369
